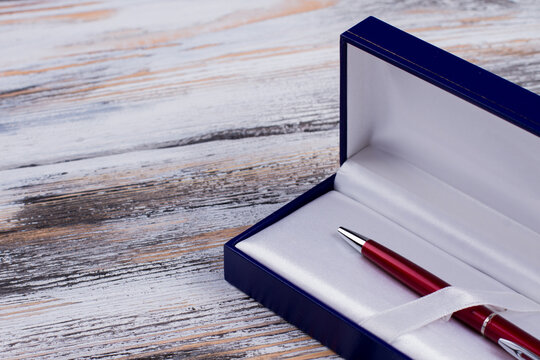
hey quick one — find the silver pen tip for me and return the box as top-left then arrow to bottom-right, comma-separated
337,227 -> 369,248
498,338 -> 540,360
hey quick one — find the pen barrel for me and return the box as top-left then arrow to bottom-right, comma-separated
362,240 -> 449,295
362,240 -> 540,357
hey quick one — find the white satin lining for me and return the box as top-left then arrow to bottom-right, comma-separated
335,147 -> 540,304
237,189 -> 540,359
361,286 -> 540,343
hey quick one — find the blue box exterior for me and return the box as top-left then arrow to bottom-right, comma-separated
224,16 -> 540,359
224,175 -> 408,359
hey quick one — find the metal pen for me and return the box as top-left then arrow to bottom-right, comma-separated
338,227 -> 540,360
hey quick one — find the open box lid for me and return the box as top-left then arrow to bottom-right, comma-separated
340,16 -> 540,168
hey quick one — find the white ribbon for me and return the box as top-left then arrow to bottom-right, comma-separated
360,286 -> 540,343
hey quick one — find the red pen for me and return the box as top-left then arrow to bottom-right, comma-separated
338,227 -> 540,360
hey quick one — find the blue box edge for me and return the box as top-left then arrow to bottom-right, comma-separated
224,175 -> 410,359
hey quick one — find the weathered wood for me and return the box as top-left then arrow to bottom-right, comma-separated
0,0 -> 538,358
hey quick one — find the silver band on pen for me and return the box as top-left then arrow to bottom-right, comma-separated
481,312 -> 498,336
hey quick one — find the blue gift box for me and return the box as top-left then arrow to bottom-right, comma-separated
224,17 -> 540,359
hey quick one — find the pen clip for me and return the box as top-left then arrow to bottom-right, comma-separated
498,338 -> 540,360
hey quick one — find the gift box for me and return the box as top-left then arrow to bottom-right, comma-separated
224,16 -> 540,359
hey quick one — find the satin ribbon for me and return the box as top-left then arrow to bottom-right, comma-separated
360,286 -> 540,343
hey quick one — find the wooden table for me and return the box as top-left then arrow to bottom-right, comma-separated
1,1 -> 538,358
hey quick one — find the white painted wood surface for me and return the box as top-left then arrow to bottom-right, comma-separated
0,0 -> 538,358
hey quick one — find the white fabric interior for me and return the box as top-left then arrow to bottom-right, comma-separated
235,44 -> 540,359
336,148 -> 540,304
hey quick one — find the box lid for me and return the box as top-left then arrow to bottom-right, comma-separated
340,16 -> 540,242
340,16 -> 540,167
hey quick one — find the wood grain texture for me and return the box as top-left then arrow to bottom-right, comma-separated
0,0 -> 538,358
